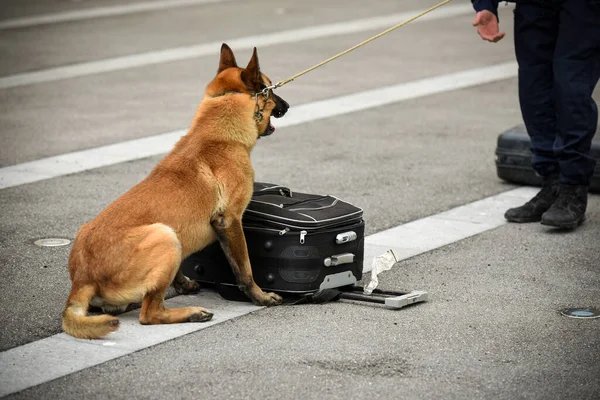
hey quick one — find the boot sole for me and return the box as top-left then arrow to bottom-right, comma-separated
540,215 -> 586,229
505,215 -> 543,223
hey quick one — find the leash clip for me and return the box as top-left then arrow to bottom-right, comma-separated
261,82 -> 280,95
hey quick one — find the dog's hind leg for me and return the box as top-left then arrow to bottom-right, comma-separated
101,304 -> 128,315
211,214 -> 282,306
172,269 -> 201,295
134,224 -> 213,325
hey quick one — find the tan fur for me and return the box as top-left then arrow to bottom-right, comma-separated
63,44 -> 286,339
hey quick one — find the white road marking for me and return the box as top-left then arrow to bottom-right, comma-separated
0,291 -> 262,398
363,187 -> 538,272
0,186 -> 537,397
0,0 -> 236,30
0,3 -> 474,89
0,61 -> 518,190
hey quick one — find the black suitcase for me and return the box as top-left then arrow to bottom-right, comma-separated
495,125 -> 600,193
181,183 -> 365,300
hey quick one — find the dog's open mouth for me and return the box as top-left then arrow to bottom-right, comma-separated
262,120 -> 275,136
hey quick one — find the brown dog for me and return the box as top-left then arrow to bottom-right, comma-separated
62,44 -> 289,339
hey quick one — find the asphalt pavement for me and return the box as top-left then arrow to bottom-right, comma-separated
0,0 -> 599,399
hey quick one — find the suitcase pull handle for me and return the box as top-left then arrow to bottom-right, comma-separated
324,253 -> 355,267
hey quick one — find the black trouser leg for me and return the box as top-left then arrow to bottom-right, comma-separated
552,0 -> 600,185
514,0 -> 560,178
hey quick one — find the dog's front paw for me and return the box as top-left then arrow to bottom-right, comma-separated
188,309 -> 213,322
174,278 -> 201,295
255,292 -> 283,307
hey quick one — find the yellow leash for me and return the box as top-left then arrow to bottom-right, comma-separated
264,0 -> 453,92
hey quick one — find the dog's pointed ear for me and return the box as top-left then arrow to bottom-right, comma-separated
217,43 -> 238,74
241,47 -> 262,91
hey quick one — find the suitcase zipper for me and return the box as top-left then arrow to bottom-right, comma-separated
241,225 -> 290,235
299,230 -> 307,244
243,221 -> 363,238
243,210 -> 363,230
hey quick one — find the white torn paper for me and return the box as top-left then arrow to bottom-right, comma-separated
364,249 -> 399,295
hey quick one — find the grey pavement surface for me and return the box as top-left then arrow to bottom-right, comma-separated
0,2 -> 507,165
1,0 -> 599,399
0,78 -> 526,351
8,220 -> 600,400
0,0 -> 427,75
0,0 -> 172,20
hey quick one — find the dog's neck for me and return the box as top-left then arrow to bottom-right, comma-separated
188,94 -> 259,149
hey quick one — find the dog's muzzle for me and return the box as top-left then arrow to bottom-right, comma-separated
272,94 -> 289,119
259,94 -> 289,138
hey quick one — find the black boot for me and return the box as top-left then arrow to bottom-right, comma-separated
541,184 -> 588,229
504,175 -> 559,223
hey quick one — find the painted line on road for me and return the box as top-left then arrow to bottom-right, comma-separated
0,61 -> 518,190
0,186 -> 536,397
0,0 -> 237,30
0,3 -> 474,89
362,187 -> 538,272
0,291 -> 263,398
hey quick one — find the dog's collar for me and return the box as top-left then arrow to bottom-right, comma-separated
252,90 -> 270,124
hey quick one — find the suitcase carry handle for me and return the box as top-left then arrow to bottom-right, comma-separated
283,195 -> 330,208
253,185 -> 292,197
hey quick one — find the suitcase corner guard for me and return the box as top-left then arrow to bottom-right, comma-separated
319,270 -> 358,290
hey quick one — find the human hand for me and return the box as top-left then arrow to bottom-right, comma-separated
473,10 -> 505,42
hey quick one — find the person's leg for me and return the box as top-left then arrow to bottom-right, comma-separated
541,0 -> 600,228
505,0 -> 561,223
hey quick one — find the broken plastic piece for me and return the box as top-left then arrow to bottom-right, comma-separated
364,249 -> 399,294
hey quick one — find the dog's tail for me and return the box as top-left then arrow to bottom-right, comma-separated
62,284 -> 120,339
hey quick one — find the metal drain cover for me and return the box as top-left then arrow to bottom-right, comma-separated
561,308 -> 600,319
34,238 -> 71,247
